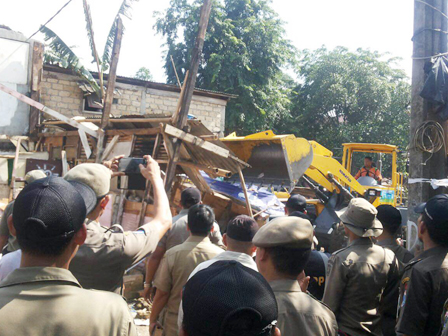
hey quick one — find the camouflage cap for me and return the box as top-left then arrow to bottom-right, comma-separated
64,163 -> 111,198
253,216 -> 313,249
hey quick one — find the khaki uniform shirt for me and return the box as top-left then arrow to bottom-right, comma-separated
158,209 -> 224,250
0,267 -> 136,336
154,236 -> 223,336
271,279 -> 338,336
0,201 -> 19,253
323,238 -> 399,336
377,238 -> 414,336
69,219 -> 160,293
397,246 -> 448,336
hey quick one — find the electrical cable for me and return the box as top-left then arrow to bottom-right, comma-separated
0,0 -> 74,68
413,120 -> 446,165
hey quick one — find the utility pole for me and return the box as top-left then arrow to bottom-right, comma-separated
164,0 -> 213,193
409,0 -> 448,221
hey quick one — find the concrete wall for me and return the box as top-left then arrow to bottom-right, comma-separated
0,29 -> 33,135
41,70 -> 227,134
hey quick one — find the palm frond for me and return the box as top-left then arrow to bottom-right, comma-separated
102,0 -> 138,72
40,25 -> 101,96
82,0 -> 104,98
82,0 -> 99,65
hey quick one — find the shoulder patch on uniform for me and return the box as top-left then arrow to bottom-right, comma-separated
403,258 -> 422,272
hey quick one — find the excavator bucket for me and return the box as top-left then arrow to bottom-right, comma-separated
221,130 -> 313,191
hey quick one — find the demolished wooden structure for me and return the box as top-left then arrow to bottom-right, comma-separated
36,115 -> 253,225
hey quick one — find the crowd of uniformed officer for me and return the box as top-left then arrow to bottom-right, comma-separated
0,155 -> 447,336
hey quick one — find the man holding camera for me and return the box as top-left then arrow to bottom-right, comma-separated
65,155 -> 172,293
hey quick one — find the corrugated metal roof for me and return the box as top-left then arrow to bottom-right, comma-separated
44,64 -> 238,100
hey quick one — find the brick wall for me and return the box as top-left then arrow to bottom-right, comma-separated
41,70 -> 228,134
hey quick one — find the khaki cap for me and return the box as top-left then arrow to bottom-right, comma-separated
338,198 -> 383,237
64,163 -> 111,198
253,216 -> 313,249
25,170 -> 47,184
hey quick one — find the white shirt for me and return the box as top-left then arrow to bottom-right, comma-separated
177,251 -> 258,329
0,249 -> 21,281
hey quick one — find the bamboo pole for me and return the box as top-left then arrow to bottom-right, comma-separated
238,166 -> 253,217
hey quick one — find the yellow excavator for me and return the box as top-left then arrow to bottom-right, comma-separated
222,131 -> 405,248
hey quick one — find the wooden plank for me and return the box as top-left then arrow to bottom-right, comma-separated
172,71 -> 189,125
164,0 -> 213,194
78,129 -> 92,159
238,166 -> 253,217
101,135 -> 120,162
61,150 -> 68,176
30,41 -> 44,136
97,17 -> 124,163
101,17 -> 124,129
44,117 -> 172,125
38,128 -> 161,138
164,124 -> 229,158
9,138 -> 21,201
0,83 -> 99,138
105,128 -> 161,136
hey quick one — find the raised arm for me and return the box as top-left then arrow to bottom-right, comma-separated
139,155 -> 172,240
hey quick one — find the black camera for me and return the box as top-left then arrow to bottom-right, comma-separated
118,157 -> 147,175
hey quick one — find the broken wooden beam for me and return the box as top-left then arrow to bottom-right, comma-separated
0,83 -> 99,138
164,124 -> 229,158
164,0 -> 213,194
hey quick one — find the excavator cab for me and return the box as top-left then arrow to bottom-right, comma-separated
342,143 -> 404,207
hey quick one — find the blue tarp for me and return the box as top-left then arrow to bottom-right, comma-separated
201,172 -> 285,217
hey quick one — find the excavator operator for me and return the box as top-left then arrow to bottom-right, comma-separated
354,156 -> 382,183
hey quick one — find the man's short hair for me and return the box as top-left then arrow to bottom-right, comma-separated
365,156 -> 373,161
422,212 -> 448,247
377,205 -> 402,235
415,195 -> 448,247
187,204 -> 215,236
226,215 -> 259,242
265,246 -> 311,277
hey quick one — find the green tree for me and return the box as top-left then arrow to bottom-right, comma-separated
134,67 -> 153,81
281,47 -> 410,167
155,0 -> 296,133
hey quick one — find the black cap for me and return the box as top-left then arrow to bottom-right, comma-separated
285,194 -> 307,212
415,194 -> 448,225
181,187 -> 202,206
182,260 -> 278,336
226,215 -> 259,242
13,176 -> 96,242
377,205 -> 402,234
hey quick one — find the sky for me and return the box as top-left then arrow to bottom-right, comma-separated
1,0 -> 414,83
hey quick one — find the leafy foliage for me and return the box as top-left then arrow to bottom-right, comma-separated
102,0 -> 138,72
42,0 -> 138,100
155,0 -> 296,133
40,25 -> 101,95
134,67 -> 153,81
280,47 -> 410,166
